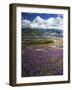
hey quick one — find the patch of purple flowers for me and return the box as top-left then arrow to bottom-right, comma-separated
22,46 -> 63,77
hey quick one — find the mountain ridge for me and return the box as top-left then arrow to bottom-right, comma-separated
22,28 -> 63,39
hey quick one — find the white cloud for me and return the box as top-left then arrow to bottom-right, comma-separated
47,16 -> 63,29
21,19 -> 31,28
22,16 -> 63,30
47,17 -> 55,25
30,16 -> 48,29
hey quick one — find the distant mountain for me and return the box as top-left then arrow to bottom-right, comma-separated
22,28 -> 63,39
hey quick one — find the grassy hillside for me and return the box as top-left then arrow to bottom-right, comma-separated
22,39 -> 54,46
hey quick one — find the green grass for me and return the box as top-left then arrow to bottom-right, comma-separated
22,39 -> 54,46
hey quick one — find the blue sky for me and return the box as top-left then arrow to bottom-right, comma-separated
21,12 -> 63,21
